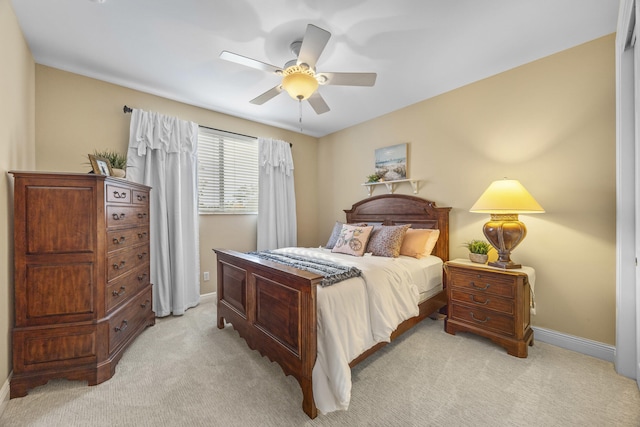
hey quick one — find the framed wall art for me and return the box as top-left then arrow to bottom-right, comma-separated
375,143 -> 407,181
88,154 -> 113,176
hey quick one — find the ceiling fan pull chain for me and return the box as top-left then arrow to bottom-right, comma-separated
299,99 -> 303,132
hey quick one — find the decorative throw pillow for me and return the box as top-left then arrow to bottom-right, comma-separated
331,224 -> 374,257
325,222 -> 344,249
366,224 -> 411,257
325,222 -> 368,249
400,228 -> 440,259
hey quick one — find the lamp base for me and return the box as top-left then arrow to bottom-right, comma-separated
488,260 -> 522,269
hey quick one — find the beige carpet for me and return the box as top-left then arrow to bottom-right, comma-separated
1,294 -> 639,427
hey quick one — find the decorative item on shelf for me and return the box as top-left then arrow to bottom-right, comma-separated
366,174 -> 381,183
463,239 -> 491,264
375,143 -> 407,182
90,149 -> 127,178
470,178 -> 544,269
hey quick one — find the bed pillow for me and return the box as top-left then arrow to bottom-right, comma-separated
400,228 -> 440,259
325,221 -> 344,249
366,224 -> 411,257
331,224 -> 374,257
325,222 -> 368,249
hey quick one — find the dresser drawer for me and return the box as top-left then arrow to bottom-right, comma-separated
106,263 -> 150,313
106,205 -> 149,229
109,288 -> 153,353
132,190 -> 149,205
107,244 -> 150,282
450,304 -> 514,336
107,227 -> 149,252
106,184 -> 132,204
448,269 -> 515,298
450,289 -> 514,315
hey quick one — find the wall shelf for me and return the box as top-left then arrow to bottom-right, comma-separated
362,179 -> 420,197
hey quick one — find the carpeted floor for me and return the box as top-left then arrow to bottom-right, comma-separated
1,294 -> 639,427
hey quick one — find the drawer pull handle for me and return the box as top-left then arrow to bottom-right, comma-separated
137,213 -> 147,219
137,194 -> 147,201
112,236 -> 126,245
471,295 -> 490,305
137,232 -> 148,239
470,312 -> 490,323
141,299 -> 151,308
113,191 -> 127,199
112,213 -> 125,220
112,286 -> 126,297
112,261 -> 126,270
137,273 -> 148,281
114,320 -> 128,332
137,252 -> 148,259
470,281 -> 490,290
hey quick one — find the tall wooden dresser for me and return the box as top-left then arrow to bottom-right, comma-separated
9,171 -> 155,397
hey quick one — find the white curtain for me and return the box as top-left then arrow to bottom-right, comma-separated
126,109 -> 200,317
257,137 -> 297,250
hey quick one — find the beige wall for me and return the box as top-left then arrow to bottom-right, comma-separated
318,35 -> 616,344
34,65 -> 319,295
0,0 -> 36,396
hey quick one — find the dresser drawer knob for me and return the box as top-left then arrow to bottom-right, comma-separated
470,281 -> 490,290
112,286 -> 126,297
470,312 -> 490,323
113,191 -> 127,199
113,236 -> 126,245
137,194 -> 147,201
137,212 -> 147,219
112,261 -> 126,270
137,232 -> 148,239
137,252 -> 148,259
141,299 -> 151,308
112,213 -> 125,220
137,273 -> 148,281
471,295 -> 490,305
114,319 -> 128,332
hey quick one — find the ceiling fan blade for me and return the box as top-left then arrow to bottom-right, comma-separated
318,72 -> 377,86
297,24 -> 331,69
307,92 -> 330,115
220,51 -> 282,74
250,85 -> 283,105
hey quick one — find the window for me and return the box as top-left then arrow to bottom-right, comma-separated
197,127 -> 259,214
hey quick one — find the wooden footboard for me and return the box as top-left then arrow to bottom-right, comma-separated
215,249 -> 323,419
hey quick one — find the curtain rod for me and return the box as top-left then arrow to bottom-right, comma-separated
123,105 -> 290,145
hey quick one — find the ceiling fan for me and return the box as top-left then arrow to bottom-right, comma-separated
220,24 -> 377,115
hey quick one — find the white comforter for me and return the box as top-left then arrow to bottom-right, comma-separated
271,247 -> 442,414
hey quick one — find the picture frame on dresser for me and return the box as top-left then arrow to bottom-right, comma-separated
89,154 -> 113,176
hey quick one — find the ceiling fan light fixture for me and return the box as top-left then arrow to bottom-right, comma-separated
282,65 -> 318,100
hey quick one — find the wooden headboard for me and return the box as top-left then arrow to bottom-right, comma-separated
344,194 -> 451,262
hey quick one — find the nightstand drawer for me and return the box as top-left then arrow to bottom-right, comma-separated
450,305 -> 514,336
450,289 -> 514,315
448,270 -> 515,298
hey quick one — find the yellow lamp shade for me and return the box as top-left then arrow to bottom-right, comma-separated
282,66 -> 318,100
470,179 -> 544,214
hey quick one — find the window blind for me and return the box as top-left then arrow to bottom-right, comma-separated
197,127 -> 259,214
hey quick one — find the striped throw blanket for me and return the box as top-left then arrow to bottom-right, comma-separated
248,251 -> 362,287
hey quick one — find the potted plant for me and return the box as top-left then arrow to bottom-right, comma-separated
463,239 -> 491,264
366,174 -> 381,183
92,149 -> 127,177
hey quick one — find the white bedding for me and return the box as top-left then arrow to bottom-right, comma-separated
271,247 -> 443,414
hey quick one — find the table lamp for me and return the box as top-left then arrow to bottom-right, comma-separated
470,179 -> 544,269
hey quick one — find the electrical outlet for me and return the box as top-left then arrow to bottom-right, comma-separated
203,271 -> 210,281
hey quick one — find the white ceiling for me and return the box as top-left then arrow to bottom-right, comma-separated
12,0 -> 618,138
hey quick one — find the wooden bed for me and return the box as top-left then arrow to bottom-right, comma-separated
214,194 -> 451,418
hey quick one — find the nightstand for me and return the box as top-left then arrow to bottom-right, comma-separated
444,259 -> 534,358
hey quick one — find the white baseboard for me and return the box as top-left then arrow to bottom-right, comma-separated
0,372 -> 11,419
532,326 -> 615,362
